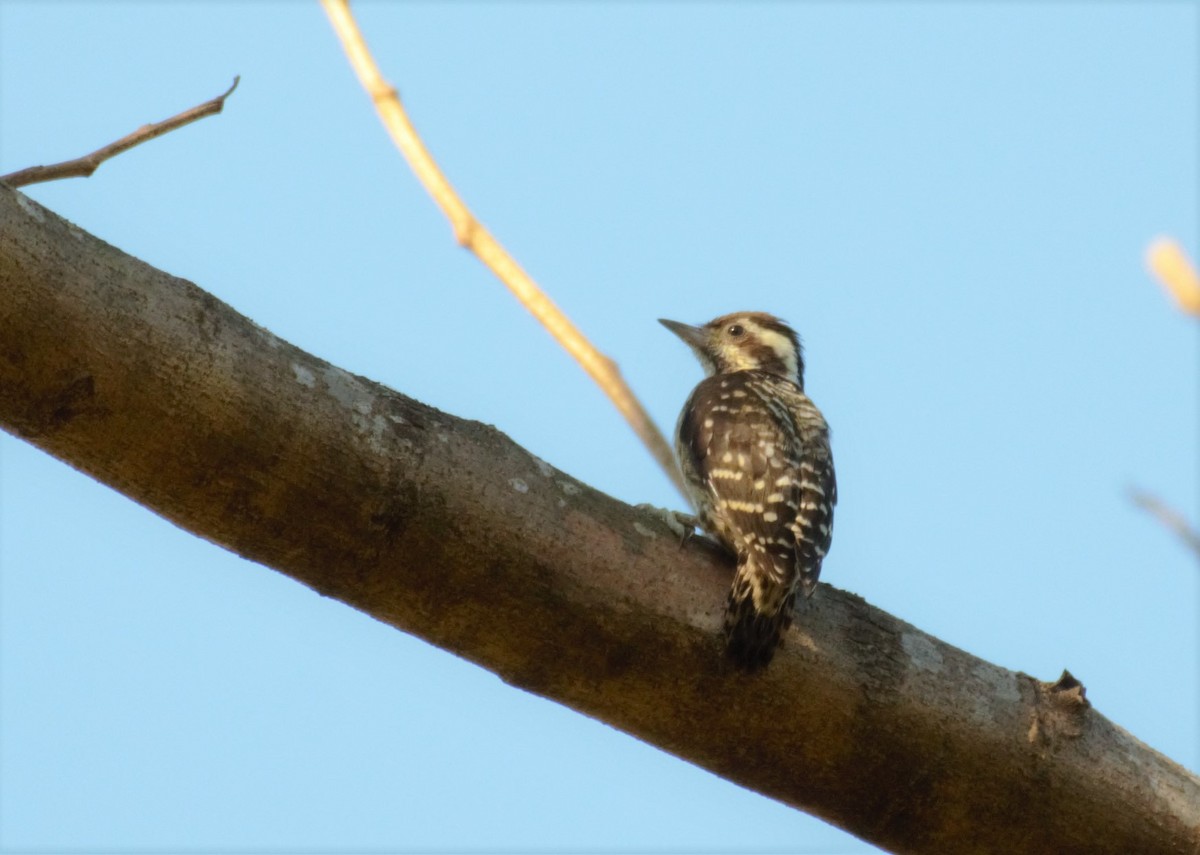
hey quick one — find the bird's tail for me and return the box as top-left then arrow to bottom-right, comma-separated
723,559 -> 797,672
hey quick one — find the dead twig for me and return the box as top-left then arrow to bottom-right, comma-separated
1145,238 -> 1200,318
1135,240 -> 1199,562
1,77 -> 240,189
318,0 -> 688,500
1129,487 -> 1200,561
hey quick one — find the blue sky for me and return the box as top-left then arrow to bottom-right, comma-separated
1,4 -> 1196,853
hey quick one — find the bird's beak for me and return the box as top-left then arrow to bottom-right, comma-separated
658,318 -> 708,350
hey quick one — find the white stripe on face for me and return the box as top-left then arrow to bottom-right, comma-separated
755,327 -> 799,379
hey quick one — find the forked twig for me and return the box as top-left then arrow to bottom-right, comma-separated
1,78 -> 240,189
1129,487 -> 1200,562
318,0 -> 687,500
1145,238 -> 1200,318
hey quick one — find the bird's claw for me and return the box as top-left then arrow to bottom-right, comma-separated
636,504 -> 700,547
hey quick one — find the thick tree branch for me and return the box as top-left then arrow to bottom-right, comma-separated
0,77 -> 239,188
1,184 -> 1198,854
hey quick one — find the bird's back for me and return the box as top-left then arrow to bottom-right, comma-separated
676,370 -> 835,669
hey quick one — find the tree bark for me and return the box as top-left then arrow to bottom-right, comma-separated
1,183 -> 1197,854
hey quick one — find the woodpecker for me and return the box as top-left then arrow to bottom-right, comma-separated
660,312 -> 836,671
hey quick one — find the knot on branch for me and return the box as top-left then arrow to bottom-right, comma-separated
1046,669 -> 1089,710
1028,669 -> 1090,748
451,214 -> 478,248
370,83 -> 400,106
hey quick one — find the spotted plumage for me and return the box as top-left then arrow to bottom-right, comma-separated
660,312 -> 836,670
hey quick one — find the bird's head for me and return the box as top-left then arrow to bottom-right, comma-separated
659,312 -> 804,385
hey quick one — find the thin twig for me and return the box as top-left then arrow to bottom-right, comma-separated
1129,487 -> 1200,561
1,78 -> 241,189
318,0 -> 688,500
1145,238 -> 1200,318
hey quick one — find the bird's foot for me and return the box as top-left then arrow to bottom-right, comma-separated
635,504 -> 700,546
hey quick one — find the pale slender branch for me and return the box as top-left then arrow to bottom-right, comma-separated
318,0 -> 688,500
1129,487 -> 1200,561
1145,237 -> 1200,317
0,77 -> 240,189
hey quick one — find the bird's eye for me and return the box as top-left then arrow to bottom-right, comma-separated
727,324 -> 745,337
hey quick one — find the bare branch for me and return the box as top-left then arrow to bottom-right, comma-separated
1146,237 -> 1200,318
1129,486 -> 1200,561
318,0 -> 688,500
0,77 -> 240,189
3,184 -> 1199,855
